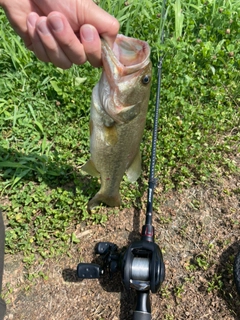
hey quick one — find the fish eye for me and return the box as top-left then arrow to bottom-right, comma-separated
142,75 -> 150,85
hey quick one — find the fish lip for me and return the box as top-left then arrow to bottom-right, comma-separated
101,34 -> 151,77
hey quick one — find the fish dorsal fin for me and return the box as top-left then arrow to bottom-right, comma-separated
126,150 -> 141,183
81,159 -> 100,177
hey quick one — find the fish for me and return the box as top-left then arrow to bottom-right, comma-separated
81,34 -> 152,212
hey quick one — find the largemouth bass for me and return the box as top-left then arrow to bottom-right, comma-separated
82,34 -> 152,211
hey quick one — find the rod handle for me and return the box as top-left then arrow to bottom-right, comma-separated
133,291 -> 151,320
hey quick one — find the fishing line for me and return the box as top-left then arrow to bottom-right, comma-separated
146,0 -> 167,225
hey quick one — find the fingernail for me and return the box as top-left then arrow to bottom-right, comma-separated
27,13 -> 38,28
37,19 -> 50,35
48,15 -> 64,32
81,25 -> 94,42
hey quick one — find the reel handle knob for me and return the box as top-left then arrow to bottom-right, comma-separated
77,263 -> 103,279
95,242 -> 116,255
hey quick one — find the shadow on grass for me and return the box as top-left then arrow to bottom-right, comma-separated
215,241 -> 240,320
0,146 -> 100,199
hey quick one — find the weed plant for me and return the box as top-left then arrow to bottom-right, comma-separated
0,0 -> 239,262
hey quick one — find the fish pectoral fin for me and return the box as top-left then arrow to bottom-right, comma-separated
87,192 -> 121,213
81,159 -> 100,177
116,103 -> 141,123
126,150 -> 142,183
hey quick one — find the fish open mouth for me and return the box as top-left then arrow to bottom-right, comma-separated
102,34 -> 151,76
99,35 -> 152,123
113,35 -> 150,67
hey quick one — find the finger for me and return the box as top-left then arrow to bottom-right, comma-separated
36,17 -> 72,69
47,12 -> 87,66
27,13 -> 50,63
81,1 -> 120,48
26,44 -> 34,52
22,35 -> 33,51
80,24 -> 102,67
31,0 -> 119,48
1,3 -> 41,50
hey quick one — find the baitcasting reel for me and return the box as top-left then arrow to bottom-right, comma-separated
77,224 -> 165,320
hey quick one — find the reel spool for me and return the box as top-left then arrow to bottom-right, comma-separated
122,240 -> 165,293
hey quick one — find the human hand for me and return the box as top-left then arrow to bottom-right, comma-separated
0,0 -> 119,68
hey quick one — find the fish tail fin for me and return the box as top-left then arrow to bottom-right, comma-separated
87,192 -> 121,213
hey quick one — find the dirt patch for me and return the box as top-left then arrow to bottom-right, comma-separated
2,165 -> 240,319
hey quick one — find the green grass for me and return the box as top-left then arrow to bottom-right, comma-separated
0,0 -> 239,262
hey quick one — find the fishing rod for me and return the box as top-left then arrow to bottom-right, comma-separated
76,1 -> 167,319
